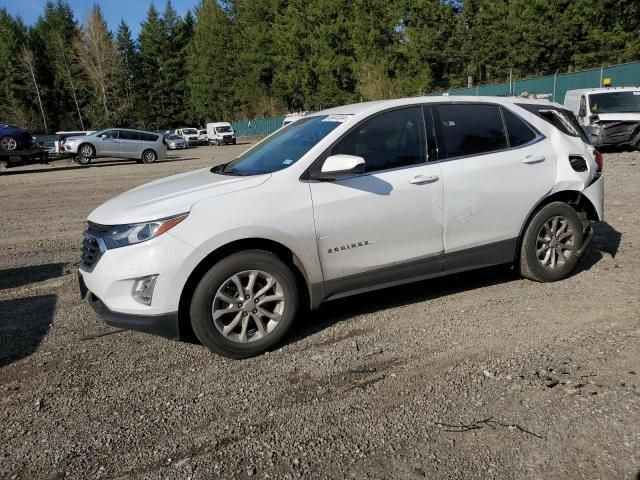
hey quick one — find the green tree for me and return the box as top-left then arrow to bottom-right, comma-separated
187,0 -> 233,123
0,9 -> 31,127
115,20 -> 138,126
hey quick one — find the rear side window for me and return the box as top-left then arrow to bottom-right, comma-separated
140,132 -> 159,142
119,130 -> 140,141
331,107 -> 425,173
516,104 -> 589,143
501,108 -> 538,147
435,104 -> 507,158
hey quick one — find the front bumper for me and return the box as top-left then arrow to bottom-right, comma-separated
80,273 -> 180,339
585,122 -> 640,147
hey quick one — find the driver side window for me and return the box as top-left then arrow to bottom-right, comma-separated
579,96 -> 587,118
331,107 -> 425,173
102,130 -> 117,139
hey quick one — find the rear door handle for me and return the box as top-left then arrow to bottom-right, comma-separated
523,154 -> 545,164
410,174 -> 439,185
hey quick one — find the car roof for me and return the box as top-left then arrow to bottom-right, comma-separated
565,86 -> 640,96
313,96 -> 564,118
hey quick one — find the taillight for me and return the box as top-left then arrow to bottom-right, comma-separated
593,149 -> 604,173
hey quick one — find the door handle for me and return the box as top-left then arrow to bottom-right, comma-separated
523,154 -> 545,164
410,174 -> 439,185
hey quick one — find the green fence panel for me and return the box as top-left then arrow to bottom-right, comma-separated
232,116 -> 284,137
233,62 -> 640,134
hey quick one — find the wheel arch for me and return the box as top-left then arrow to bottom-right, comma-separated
515,189 -> 599,262
177,237 -> 312,342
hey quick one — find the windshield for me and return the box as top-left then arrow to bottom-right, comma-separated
168,134 -> 182,140
183,128 -> 198,134
216,126 -> 232,133
589,91 -> 640,114
199,130 -> 206,134
218,116 -> 343,175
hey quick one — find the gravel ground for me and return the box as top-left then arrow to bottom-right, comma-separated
0,145 -> 638,480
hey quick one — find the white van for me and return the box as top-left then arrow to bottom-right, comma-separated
174,128 -> 200,146
206,122 -> 236,146
564,87 -> 640,149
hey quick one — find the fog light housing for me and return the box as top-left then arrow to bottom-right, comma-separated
132,275 -> 158,306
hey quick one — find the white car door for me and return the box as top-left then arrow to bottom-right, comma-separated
432,103 -> 557,271
309,106 -> 444,299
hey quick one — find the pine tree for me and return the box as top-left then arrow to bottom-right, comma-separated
115,20 -> 138,126
187,0 -> 233,123
0,9 -> 31,127
138,4 -> 169,129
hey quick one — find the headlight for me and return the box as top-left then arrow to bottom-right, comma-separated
102,213 -> 188,249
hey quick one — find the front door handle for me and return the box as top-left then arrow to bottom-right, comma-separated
523,154 -> 545,164
410,174 -> 439,185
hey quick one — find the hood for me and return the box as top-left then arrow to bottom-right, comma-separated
594,113 -> 640,122
88,167 -> 271,224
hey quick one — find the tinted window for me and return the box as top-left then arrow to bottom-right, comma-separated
219,115 -> 342,175
331,107 -> 425,173
502,108 -> 537,147
119,130 -> 140,141
140,132 -> 159,142
435,104 -> 507,158
517,104 -> 589,143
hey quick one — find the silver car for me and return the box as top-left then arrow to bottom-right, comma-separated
166,134 -> 187,150
63,128 -> 167,165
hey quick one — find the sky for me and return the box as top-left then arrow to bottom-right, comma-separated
0,0 -> 201,35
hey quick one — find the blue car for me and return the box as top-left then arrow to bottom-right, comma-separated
0,124 -> 35,152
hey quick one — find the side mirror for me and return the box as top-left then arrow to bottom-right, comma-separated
100,134 -> 107,139
312,154 -> 366,181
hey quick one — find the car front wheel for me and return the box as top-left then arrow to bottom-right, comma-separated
190,250 -> 299,359
519,201 -> 584,282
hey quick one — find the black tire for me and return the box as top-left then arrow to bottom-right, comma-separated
141,149 -> 157,164
77,143 -> 94,165
190,250 -> 299,359
519,201 -> 584,282
0,136 -> 18,151
232,139 -> 237,145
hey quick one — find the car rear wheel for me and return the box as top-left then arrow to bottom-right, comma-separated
141,149 -> 157,164
519,201 -> 584,282
190,250 -> 299,359
0,136 -> 18,151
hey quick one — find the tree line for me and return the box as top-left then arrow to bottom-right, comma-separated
1,0 -> 639,133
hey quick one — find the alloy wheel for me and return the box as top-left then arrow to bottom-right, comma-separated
212,270 -> 285,343
536,215 -> 576,270
1,137 -> 17,151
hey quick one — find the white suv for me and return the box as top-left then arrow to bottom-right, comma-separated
78,97 -> 604,358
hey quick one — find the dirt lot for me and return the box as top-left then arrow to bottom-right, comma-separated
0,145 -> 638,480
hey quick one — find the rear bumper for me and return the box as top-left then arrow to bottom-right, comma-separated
583,173 -> 604,221
80,272 -> 180,339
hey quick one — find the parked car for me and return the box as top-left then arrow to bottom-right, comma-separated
206,122 -> 236,145
564,87 -> 640,149
174,128 -> 200,146
49,131 -> 94,157
166,134 -> 187,150
63,128 -> 167,165
198,129 -> 208,145
0,124 -> 35,151
79,96 -> 604,359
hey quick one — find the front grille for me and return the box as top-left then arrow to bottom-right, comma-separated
223,135 -> 232,139
81,222 -> 109,270
81,236 -> 102,270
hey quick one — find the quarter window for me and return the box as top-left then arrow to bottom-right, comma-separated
331,107 -> 425,173
502,108 -> 537,147
435,104 -> 507,158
